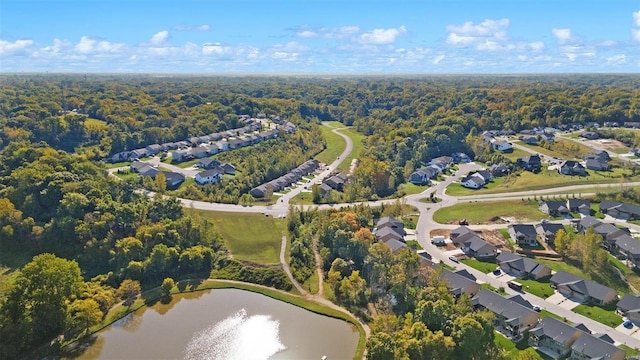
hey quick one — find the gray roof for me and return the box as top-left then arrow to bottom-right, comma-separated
450,226 -> 474,239
617,293 -> 640,313
567,198 -> 591,210
384,238 -> 408,253
464,237 -> 495,253
199,168 -> 225,178
497,252 -> 550,277
550,271 -> 616,303
579,216 -> 602,229
473,289 -> 538,327
570,332 -> 625,359
529,317 -> 582,346
374,226 -> 404,242
508,224 -> 538,240
536,222 -> 564,239
615,235 -> 640,258
541,200 -> 569,212
441,268 -> 479,296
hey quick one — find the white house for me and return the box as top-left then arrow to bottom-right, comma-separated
491,139 -> 513,152
195,168 -> 224,185
461,175 -> 485,189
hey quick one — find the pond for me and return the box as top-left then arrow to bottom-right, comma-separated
72,288 -> 359,360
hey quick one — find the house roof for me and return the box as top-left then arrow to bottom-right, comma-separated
450,226 -> 474,239
497,251 -> 550,277
384,238 -> 408,253
199,158 -> 221,167
615,235 -> 640,258
464,237 -> 495,253
163,171 -> 185,183
579,216 -> 602,229
452,231 -> 483,245
570,332 -> 624,359
374,226 -> 404,242
550,271 -> 616,303
138,165 -> 160,178
617,294 -> 640,313
600,201 -> 623,212
541,200 -> 568,212
536,222 -> 564,238
567,199 -> 591,209
454,269 -> 477,281
529,317 -> 582,346
473,289 -> 538,328
508,224 -> 538,240
441,268 -> 479,296
376,216 -> 404,229
198,168 -> 225,178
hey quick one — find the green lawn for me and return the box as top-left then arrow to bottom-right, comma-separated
620,344 -> 640,357
406,240 -> 423,250
461,258 -> 497,273
288,191 -> 315,205
316,123 -> 347,165
500,148 -> 532,162
494,333 -> 546,360
517,278 -> 555,299
572,303 -> 623,328
397,182 -> 430,195
607,255 -> 640,293
337,128 -> 365,173
537,258 -> 629,293
446,168 -> 638,196
102,161 -> 130,169
539,309 -> 564,321
186,209 -> 286,264
433,199 -> 548,224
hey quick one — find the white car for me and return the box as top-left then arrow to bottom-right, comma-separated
448,255 -> 459,263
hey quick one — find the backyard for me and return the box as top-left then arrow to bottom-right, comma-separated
433,199 -> 548,224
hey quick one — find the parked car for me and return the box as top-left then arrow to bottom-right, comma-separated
532,305 -> 541,312
492,268 -> 501,276
624,320 -> 633,329
458,218 -> 469,225
449,255 -> 459,263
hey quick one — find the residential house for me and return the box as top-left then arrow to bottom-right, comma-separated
496,251 -> 552,279
461,174 -> 485,189
528,317 -> 585,359
517,155 -> 542,172
599,201 -> 640,220
191,146 -> 209,159
491,139 -> 514,152
569,332 -> 625,360
535,222 -> 565,245
324,173 -> 347,191
540,133 -> 555,142
566,199 -> 591,215
429,156 -> 454,169
130,161 -> 150,173
624,122 -> 640,129
410,169 -> 431,185
198,158 -> 221,169
550,271 -> 618,305
463,237 -> 498,259
613,235 -> 640,267
584,150 -> 610,161
489,164 -> 510,177
195,168 -> 224,185
129,148 -> 148,159
520,135 -> 538,145
375,216 -> 406,235
450,226 -> 478,243
220,163 -> 236,175
579,131 -> 599,140
384,238 -> 408,253
473,289 -> 540,338
145,144 -> 164,155
319,183 -> 333,196
507,224 -> 539,247
110,151 -> 130,163
163,172 -> 185,188
585,158 -> 611,171
138,165 -> 160,179
617,294 -> 640,327
558,161 -> 586,176
474,169 -> 492,182
451,152 -> 471,163
539,200 -> 569,217
441,268 -> 480,297
249,184 -> 269,198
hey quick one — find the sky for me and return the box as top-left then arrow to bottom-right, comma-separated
1,0 -> 639,74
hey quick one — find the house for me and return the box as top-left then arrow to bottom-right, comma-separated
375,216 -> 406,236
461,174 -> 485,189
451,152 -> 471,163
519,135 -> 538,145
191,146 -> 209,159
599,201 -> 640,220
163,172 -> 185,188
473,289 -> 540,338
535,222 -> 565,245
463,237 -> 497,259
496,251 -> 552,279
474,170 -> 492,182
198,158 -> 221,169
576,216 -> 602,232
384,238 -> 408,253
539,200 -> 569,217
491,139 -> 514,152
195,168 -> 224,185
585,158 -> 611,171
489,164 -> 510,177
319,183 -> 333,196
528,317 -> 585,359
579,131 -> 599,140
617,293 -> 640,318
613,235 -> 640,267
590,222 -> 629,248
550,271 -> 618,305
249,185 -> 268,198
584,150 -> 610,161
129,148 -> 148,159
130,161 -> 150,173
324,173 -> 347,191
441,268 -> 480,297
410,169 -> 431,185
570,332 -> 625,360
374,226 -> 405,243
566,199 -> 591,215
110,151 -> 131,163
145,144 -> 164,155
507,224 -> 539,247
138,165 -> 160,179
540,133 -> 555,142
558,161 -> 586,176
517,155 -> 542,172
220,163 -> 236,175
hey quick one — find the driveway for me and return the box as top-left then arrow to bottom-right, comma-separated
546,292 -> 581,310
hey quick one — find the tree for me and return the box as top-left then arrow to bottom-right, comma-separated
513,348 -> 540,360
161,277 -> 175,297
311,184 -> 321,204
116,279 -> 141,304
366,332 -> 398,360
553,229 -> 571,256
155,172 -> 167,193
68,298 -> 103,335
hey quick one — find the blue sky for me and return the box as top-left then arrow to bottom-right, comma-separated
1,0 -> 639,73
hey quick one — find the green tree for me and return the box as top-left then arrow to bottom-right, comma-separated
161,277 -> 175,297
553,228 -> 571,256
366,332 -> 398,360
116,279 -> 141,304
155,172 -> 167,193
68,298 -> 103,335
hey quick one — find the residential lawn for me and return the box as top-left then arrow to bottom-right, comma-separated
537,258 -> 630,293
289,191 -> 315,205
480,283 -> 506,294
517,278 -> 555,299
543,138 -> 595,159
494,333 -> 546,360
433,199 -> 548,224
461,258 -> 497,273
185,209 -> 286,264
316,123 -> 347,165
572,303 -> 623,328
607,255 -> 640,294
446,168 -> 639,196
113,171 -> 140,181
406,240 -> 423,250
539,309 -> 564,321
337,128 -> 365,173
402,215 -> 419,230
397,182 -> 429,195
102,161 -> 130,169
500,148 -> 532,162
620,344 -> 640,357
173,157 -> 201,168
517,142 -> 570,160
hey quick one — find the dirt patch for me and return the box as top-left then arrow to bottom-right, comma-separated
585,138 -> 628,151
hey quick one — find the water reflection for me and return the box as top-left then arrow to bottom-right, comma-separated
185,309 -> 285,360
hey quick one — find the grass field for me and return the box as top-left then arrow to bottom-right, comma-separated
537,258 -> 629,293
517,278 -> 555,298
461,258 -> 497,273
337,128 -> 366,173
186,209 -> 286,264
433,199 -> 548,224
397,182 -> 429,195
316,123 -> 347,164
446,168 -> 638,196
494,333 -> 546,359
572,303 -> 622,328
500,148 -> 532,162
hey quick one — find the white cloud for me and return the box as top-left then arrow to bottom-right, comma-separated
359,26 -> 406,44
295,25 -> 360,39
0,39 -> 34,55
446,19 -> 509,39
297,30 -> 317,38
633,28 -> 640,42
529,41 -> 544,52
433,54 -> 445,65
74,36 -> 124,54
446,33 -> 476,46
174,24 -> 210,31
633,10 -> 640,27
552,28 -> 573,43
151,30 -> 169,45
202,42 -> 226,55
607,54 -> 627,65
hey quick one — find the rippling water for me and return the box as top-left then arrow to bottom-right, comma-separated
185,309 -> 286,360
